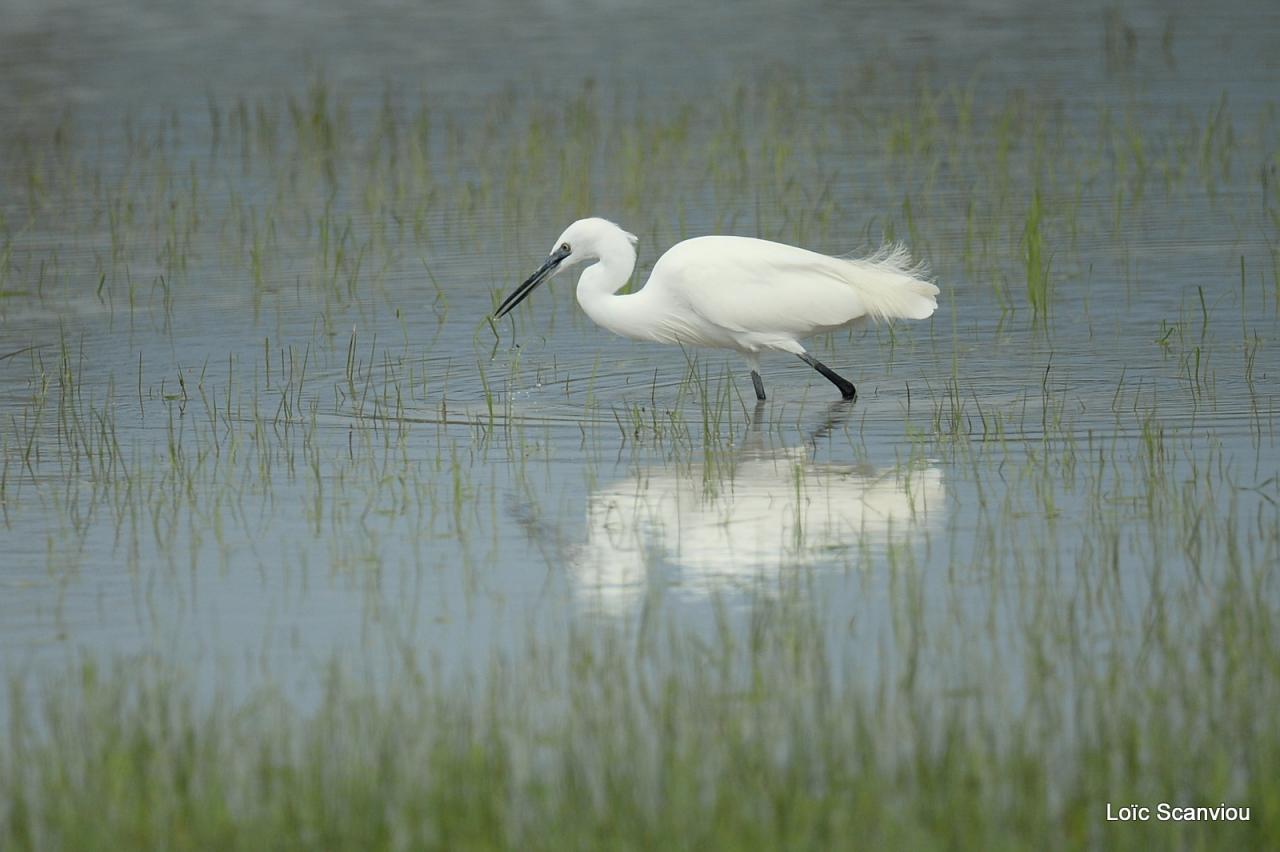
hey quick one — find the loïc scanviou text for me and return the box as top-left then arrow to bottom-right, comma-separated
1107,803 -> 1250,822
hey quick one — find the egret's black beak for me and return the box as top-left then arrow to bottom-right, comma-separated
493,244 -> 572,320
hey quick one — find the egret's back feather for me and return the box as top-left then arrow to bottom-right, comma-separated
842,243 -> 938,322
642,236 -> 937,352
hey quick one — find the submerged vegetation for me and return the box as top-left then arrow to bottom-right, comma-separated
0,60 -> 1278,847
4,601 -> 1279,850
3,69 -> 1273,323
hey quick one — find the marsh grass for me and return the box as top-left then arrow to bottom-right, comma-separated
1023,186 -> 1053,323
1,66 -> 1279,849
3,585 -> 1279,851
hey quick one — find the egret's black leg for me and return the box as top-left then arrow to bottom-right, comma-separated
798,353 -> 856,401
751,370 -> 767,401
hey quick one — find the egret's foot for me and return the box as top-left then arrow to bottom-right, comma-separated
751,370 -> 766,401
798,353 -> 857,401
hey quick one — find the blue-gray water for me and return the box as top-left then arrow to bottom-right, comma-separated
1,0 -> 1277,712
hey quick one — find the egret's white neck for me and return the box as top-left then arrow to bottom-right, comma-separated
574,234 -> 657,341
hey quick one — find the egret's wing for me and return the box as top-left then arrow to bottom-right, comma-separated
651,236 -> 936,344
653,237 -> 858,338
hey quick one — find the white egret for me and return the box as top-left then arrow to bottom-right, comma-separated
494,218 -> 939,401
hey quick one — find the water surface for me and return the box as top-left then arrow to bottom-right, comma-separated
1,0 -> 1277,724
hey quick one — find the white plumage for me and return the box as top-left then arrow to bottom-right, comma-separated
493,217 -> 939,401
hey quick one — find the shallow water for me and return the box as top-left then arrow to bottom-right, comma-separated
1,0 -> 1278,723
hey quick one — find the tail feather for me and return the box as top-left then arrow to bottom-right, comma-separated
844,244 -> 938,322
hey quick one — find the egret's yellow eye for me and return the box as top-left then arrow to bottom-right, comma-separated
560,242 -> 571,253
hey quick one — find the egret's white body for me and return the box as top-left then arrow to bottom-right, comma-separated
495,218 -> 939,400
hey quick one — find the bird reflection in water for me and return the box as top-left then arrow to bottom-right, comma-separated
571,402 -> 945,614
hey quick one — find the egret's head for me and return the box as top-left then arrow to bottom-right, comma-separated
493,218 -> 637,320
551,218 -> 638,270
